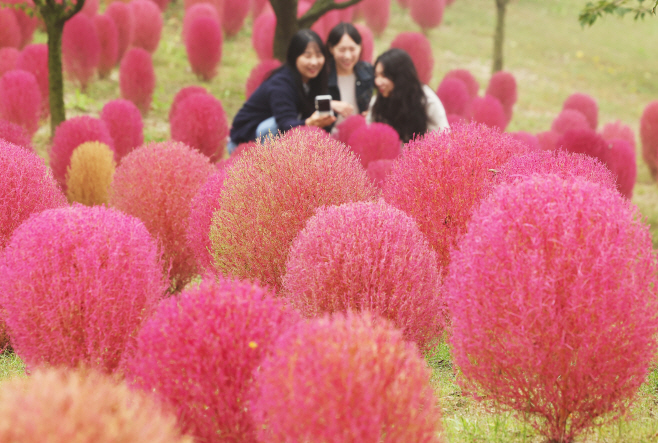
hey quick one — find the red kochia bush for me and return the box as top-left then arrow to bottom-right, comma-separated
0,69 -> 41,136
601,120 -> 635,148
100,99 -> 144,161
16,44 -> 49,116
120,47 -> 155,115
603,138 -> 636,199
282,200 -> 443,350
0,118 -> 32,150
111,141 -> 215,291
486,70 -> 517,123
81,0 -> 99,17
1,139 -> 66,249
93,14 -> 119,78
170,93 -> 229,161
169,85 -> 207,120
49,115 -> 114,188
354,23 -> 374,63
508,131 -> 539,151
185,16 -> 222,81
62,13 -> 100,90
183,3 -> 220,41
130,0 -> 163,53
0,48 -> 19,77
106,1 -> 135,61
358,0 -> 390,35
537,130 -> 559,151
444,68 -> 479,98
245,59 -> 281,98
390,32 -> 433,85
409,0 -> 445,31
0,9 -> 20,49
128,278 -> 299,443
251,312 -> 443,443
3,0 -> 38,49
210,128 -> 379,290
367,159 -> 393,187
446,174 -> 658,443
551,109 -> 590,135
334,113 -> 366,145
557,128 -> 607,164
222,0 -> 250,36
640,100 -> 658,180
437,77 -> 471,118
347,122 -> 400,168
0,205 -> 166,373
382,121 -> 528,269
563,92 -> 598,130
251,12 -> 275,60
470,95 -> 507,130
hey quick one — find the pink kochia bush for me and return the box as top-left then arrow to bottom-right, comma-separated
110,141 -> 215,291
222,0 -> 250,36
347,122 -> 400,168
106,1 -> 135,61
120,47 -> 155,115
251,12 -> 276,60
169,85 -> 207,120
382,122 -> 528,269
640,100 -> 658,180
354,23 -> 374,63
446,174 -> 658,443
409,0 -> 445,31
100,99 -> 144,161
246,59 -> 281,98
563,92 -> 598,130
183,3 -> 220,40
128,278 -> 299,443
358,0 -> 390,35
16,44 -> 49,116
557,128 -> 607,164
334,113 -> 366,145
130,0 -> 163,53
367,159 -> 394,187
469,95 -> 507,131
509,131 -> 539,151
0,9 -> 21,49
1,139 -> 66,249
390,32 -> 433,85
603,138 -> 636,199
0,205 -> 166,373
282,200 -> 444,351
210,128 -> 379,290
0,48 -> 19,77
251,312 -> 444,443
0,69 -> 41,136
601,120 -> 635,148
185,16 -> 222,81
437,77 -> 471,118
486,70 -> 517,124
551,109 -> 590,135
93,14 -> 119,79
444,69 -> 479,98
0,119 -> 32,150
62,13 -> 100,90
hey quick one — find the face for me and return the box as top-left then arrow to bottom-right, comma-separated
329,34 -> 361,74
374,62 -> 394,98
296,41 -> 325,83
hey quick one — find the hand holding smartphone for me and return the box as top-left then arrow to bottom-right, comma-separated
315,95 -> 334,117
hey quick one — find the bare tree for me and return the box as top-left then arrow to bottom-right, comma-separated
492,0 -> 510,73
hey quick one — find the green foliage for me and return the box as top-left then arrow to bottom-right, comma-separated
580,0 -> 658,26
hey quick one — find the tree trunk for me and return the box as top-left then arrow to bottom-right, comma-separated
492,0 -> 509,73
45,17 -> 66,136
271,0 -> 300,62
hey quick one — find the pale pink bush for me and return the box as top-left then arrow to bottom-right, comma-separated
100,99 -> 144,161
600,120 -> 635,148
437,77 -> 471,118
367,158 -> 394,187
347,122 -> 400,168
508,131 -> 539,151
602,138 -> 636,199
110,141 -> 215,291
170,93 -> 228,161
557,128 -> 607,164
185,0 -> 224,17
130,0 -> 163,53
169,85 -> 207,121
551,109 -> 590,135
62,13 -> 100,90
183,2 -> 220,41
0,69 -> 41,135
409,0 -> 445,31
444,68 -> 479,98
382,121 -> 528,269
0,205 -> 166,372
640,100 -> 658,180
446,174 -> 658,443
486,70 -> 517,123
0,118 -> 32,150
245,59 -> 281,98
222,0 -> 250,36
150,0 -> 170,12
251,12 -> 275,60
106,1 -> 135,61
563,92 -> 598,130
120,47 -> 155,114
537,130 -> 559,151
49,115 -> 114,188
81,0 -> 99,17
0,9 -> 20,49
251,0 -> 268,18
210,128 -> 379,290
93,14 -> 119,78
4,0 -> 38,48
390,32 -> 433,85
358,0 -> 390,35
354,23 -> 374,63
128,278 -> 299,443
334,113 -> 366,145
185,16 -> 222,81
251,312 -> 444,443
16,43 -> 49,116
470,95 -> 507,130
1,139 -> 66,249
0,47 -> 19,77
282,200 -> 443,350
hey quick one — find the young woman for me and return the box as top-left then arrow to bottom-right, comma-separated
367,48 -> 449,143
325,22 -> 374,123
228,29 -> 336,153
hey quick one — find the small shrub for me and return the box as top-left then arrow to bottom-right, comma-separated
0,69 -> 41,136
640,100 -> 658,180
446,174 -> 658,443
347,122 -> 400,168
66,141 -> 116,206
334,113 -> 366,145
251,12 -> 275,60
100,98 -> 144,161
366,158 -> 393,187
563,92 -> 598,130
537,130 -> 559,151
602,138 -> 636,199
245,59 -> 281,98
354,23 -> 374,63
557,128 -> 607,164
128,278 -> 299,443
551,109 -> 590,135
5,0 -> 38,48
168,85 -> 207,121
130,0 -> 163,53
470,95 -> 507,130
93,14 -> 119,79
222,0 -> 250,36
150,0 -> 170,12
390,32 -> 433,85
184,0 -> 223,17
62,13 -> 100,90
0,47 -> 19,77
600,120 -> 635,148
106,1 -> 135,61
486,70 -> 517,123
81,0 -> 99,17
251,312 -> 444,443
358,0 -> 390,35
409,0 -> 445,31
170,93 -> 228,161
0,205 -> 166,372
251,0 -> 267,18
508,131 -> 539,151
185,16 -> 222,81
0,9 -> 20,49
437,77 -> 471,118
16,43 -> 48,116
120,47 -> 155,115
183,2 -> 220,41
444,69 -> 479,98
0,118 -> 32,150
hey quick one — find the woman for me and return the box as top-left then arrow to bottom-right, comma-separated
367,48 -> 449,143
228,29 -> 336,153
325,22 -> 374,123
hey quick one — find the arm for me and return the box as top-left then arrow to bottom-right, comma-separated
365,95 -> 376,124
268,73 -> 306,131
423,85 -> 450,132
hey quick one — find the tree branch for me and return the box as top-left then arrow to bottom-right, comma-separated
579,0 -> 658,26
62,0 -> 85,21
298,0 -> 363,29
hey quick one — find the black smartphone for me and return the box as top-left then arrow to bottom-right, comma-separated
315,95 -> 333,116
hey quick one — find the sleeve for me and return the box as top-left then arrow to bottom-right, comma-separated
365,95 -> 377,124
423,85 -> 450,133
268,72 -> 306,131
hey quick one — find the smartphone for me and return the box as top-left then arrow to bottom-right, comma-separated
315,95 -> 334,116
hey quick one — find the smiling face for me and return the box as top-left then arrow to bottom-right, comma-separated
296,41 -> 325,83
329,34 -> 361,76
374,62 -> 394,98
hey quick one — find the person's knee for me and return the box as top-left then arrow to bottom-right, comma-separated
256,117 -> 278,141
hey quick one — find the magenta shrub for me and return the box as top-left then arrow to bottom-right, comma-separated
183,2 -> 220,41
0,118 -> 32,150
245,59 -> 281,98
210,128 -> 379,290
334,113 -> 366,145
563,92 -> 598,130
106,1 -> 135,61
130,0 -> 163,53
120,47 -> 155,115
486,70 -> 517,123
537,130 -> 559,151
603,138 -> 636,199
0,9 -> 20,49
0,48 -> 19,77
128,278 -> 298,443
93,15 -> 119,79
100,99 -> 144,161
251,0 -> 267,18
366,159 -> 394,187
169,85 -> 207,121
251,12 -> 275,60
49,115 -> 114,188
81,0 -> 99,16
222,0 -> 250,36
170,93 -> 228,161
251,312 -> 444,443
184,0 -> 224,17
354,23 -> 374,63
446,174 -> 658,443
390,32 -> 433,85
508,131 -> 539,151
557,128 -> 607,164
551,109 -> 590,135
347,122 -> 400,168
0,69 -> 41,136
358,0 -> 390,35
62,13 -> 100,90
444,69 -> 479,98
382,121 -> 528,269
0,139 -> 66,249
409,0 -> 445,31
185,16 -> 222,81
600,120 -> 635,148
4,0 -> 38,48
150,0 -> 170,12
640,100 -> 658,180
110,141 -> 215,291
282,200 -> 444,350
470,95 -> 507,130
437,77 -> 471,118
16,44 -> 49,116
0,205 -> 166,373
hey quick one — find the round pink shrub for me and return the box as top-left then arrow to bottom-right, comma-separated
106,1 -> 135,61
470,95 -> 507,131
251,0 -> 268,18
93,14 -> 119,79
409,0 -> 445,31
251,312 -> 443,442
640,100 -> 658,180
537,130 -> 559,151
245,59 -> 281,98
0,139 -> 66,249
397,0 -> 409,7
0,118 -> 32,150
100,99 -> 144,161
183,2 -> 220,41
16,44 -> 48,116
282,200 -> 443,350
110,141 -> 215,291
551,108 -> 590,135
168,85 -> 207,121
334,113 -> 366,145
0,47 -> 19,77
210,128 -> 379,290
563,92 -> 598,130
437,77 -> 471,118
251,12 -> 275,60
185,16 -> 222,81
509,131 -> 539,151
557,128 -> 607,164
312,9 -> 341,40
444,69 -> 479,98
446,174 -> 658,443
150,0 -> 170,12
0,205 -> 166,373
49,115 -> 114,188
603,138 -> 636,199
62,13 -> 100,90
347,122 -> 400,168
185,0 -> 224,18
4,0 -> 38,48
130,0 -> 163,53
170,93 -> 228,162
486,70 -> 517,123
0,69 -> 41,136
390,32 -> 433,85
382,121 -> 528,269
447,113 -> 466,126
358,0 -> 390,35
354,23 -> 374,64
0,9 -> 20,49
81,0 -> 99,17
222,0 -> 250,36
128,278 -> 299,443
600,120 -> 635,148
366,158 -> 393,187
119,47 -> 155,115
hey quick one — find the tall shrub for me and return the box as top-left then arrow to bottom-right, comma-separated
354,23 -> 374,63
0,118 -> 32,150
251,12 -> 275,60
62,13 -> 100,90
551,109 -> 590,135
170,93 -> 228,161
185,16 -> 222,81
65,141 -> 116,206
486,70 -> 517,124
0,69 -> 41,136
168,85 -> 207,121
563,92 -> 598,130
222,0 -> 250,36
334,114 -> 366,146
100,98 -> 144,161
603,138 -> 636,199
183,2 -> 220,41
16,43 -> 49,116
0,9 -> 20,49
557,128 -> 607,164
508,131 -> 539,151
0,47 -> 19,77
444,69 -> 479,98
469,95 -> 507,131
93,14 -> 119,79
437,77 -> 471,118
347,122 -> 400,168
245,59 -> 281,98
106,1 -> 135,61
600,120 -> 635,148
390,32 -> 433,85
358,0 -> 390,35
409,0 -> 445,31
130,0 -> 163,53
640,100 -> 658,180
120,47 -> 156,115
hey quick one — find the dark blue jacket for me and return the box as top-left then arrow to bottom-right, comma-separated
327,60 -> 374,114
230,66 -> 308,144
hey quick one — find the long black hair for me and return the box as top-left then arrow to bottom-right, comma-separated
371,48 -> 428,143
326,22 -> 362,56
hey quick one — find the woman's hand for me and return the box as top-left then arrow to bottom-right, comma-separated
331,100 -> 355,118
305,111 -> 336,128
